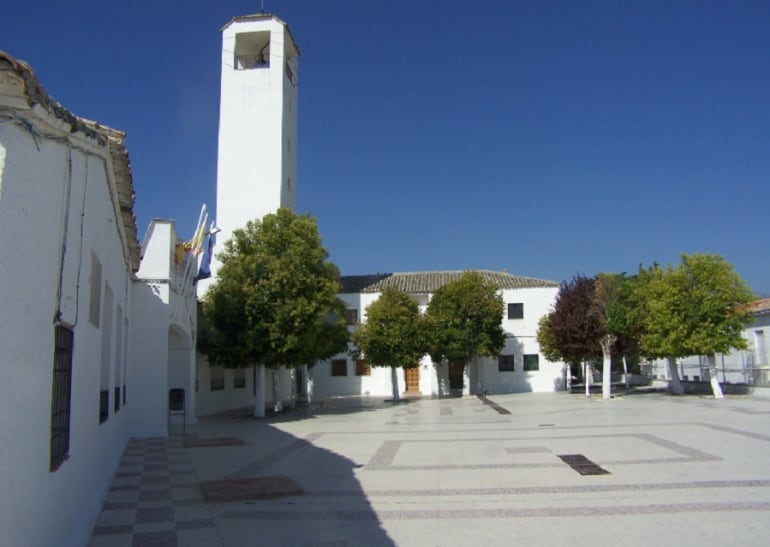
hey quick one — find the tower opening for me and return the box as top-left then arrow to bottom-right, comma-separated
234,31 -> 271,69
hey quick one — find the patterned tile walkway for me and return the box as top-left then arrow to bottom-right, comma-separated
88,437 -> 223,547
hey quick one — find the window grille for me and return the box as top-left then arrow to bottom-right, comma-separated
50,326 -> 74,471
99,390 -> 109,423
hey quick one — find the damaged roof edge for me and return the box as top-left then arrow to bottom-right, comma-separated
0,50 -> 141,273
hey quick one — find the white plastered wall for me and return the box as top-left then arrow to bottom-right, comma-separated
0,112 -> 133,547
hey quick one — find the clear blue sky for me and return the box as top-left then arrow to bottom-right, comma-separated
3,1 -> 769,294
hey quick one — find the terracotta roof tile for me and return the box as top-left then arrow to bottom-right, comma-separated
746,298 -> 770,316
340,270 -> 557,294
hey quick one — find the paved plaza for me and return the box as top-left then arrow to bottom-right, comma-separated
89,392 -> 770,546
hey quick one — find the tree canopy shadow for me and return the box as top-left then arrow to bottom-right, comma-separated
189,411 -> 396,546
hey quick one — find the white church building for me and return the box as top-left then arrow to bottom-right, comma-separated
190,14 -> 568,417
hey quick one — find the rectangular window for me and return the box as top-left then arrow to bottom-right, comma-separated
99,283 -> 114,424
89,253 -> 102,326
114,305 -> 123,413
234,368 -> 246,389
331,359 -> 348,377
122,317 -> 128,406
524,354 -> 540,371
345,309 -> 358,326
99,390 -> 109,424
498,355 -> 515,372
355,359 -> 371,376
210,367 -> 225,391
50,325 -> 74,471
755,330 -> 767,365
507,303 -> 523,319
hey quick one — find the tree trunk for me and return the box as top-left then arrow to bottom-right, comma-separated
272,368 -> 283,412
622,356 -> 629,391
289,367 -> 296,409
564,363 -> 571,391
585,361 -> 591,398
254,364 -> 265,418
391,367 -> 400,402
706,353 -> 724,399
666,356 -> 685,395
600,335 -> 615,400
302,364 -> 312,403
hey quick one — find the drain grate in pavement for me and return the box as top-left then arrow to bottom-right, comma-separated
557,454 -> 610,476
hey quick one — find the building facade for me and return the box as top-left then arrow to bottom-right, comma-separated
0,51 -> 140,547
312,271 -> 566,400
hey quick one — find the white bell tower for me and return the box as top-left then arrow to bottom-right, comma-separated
206,14 -> 299,288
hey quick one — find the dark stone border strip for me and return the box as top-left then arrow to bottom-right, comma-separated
183,437 -> 245,448
302,478 -> 770,498
220,501 -> 770,521
200,475 -> 303,502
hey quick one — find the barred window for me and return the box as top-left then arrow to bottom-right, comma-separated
345,309 -> 358,326
51,325 -> 74,471
89,253 -> 102,326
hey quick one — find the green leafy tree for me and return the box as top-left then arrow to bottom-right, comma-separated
199,208 -> 348,415
637,254 -> 752,398
536,314 -> 562,363
424,271 -> 505,394
352,287 -> 426,401
593,272 -> 627,399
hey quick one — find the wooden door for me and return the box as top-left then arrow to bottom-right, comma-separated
404,367 -> 420,394
449,362 -> 464,391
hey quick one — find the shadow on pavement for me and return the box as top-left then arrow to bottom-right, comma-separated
190,410 -> 396,546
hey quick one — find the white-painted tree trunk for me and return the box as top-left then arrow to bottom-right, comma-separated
391,367 -> 400,402
666,356 -> 685,395
585,361 -> 591,397
706,353 -> 725,399
623,356 -> 629,390
601,335 -> 615,400
272,368 -> 282,412
565,363 -> 571,391
289,367 -> 296,409
302,364 -> 312,403
253,364 -> 265,418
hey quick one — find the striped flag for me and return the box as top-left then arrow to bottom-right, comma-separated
194,222 -> 216,282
